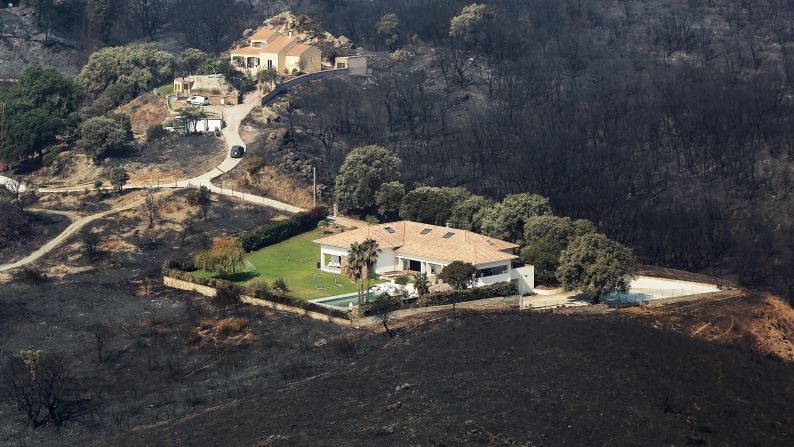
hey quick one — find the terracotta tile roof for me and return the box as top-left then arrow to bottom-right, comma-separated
286,44 -> 311,57
230,46 -> 264,56
260,35 -> 298,54
313,221 -> 519,266
251,28 -> 281,42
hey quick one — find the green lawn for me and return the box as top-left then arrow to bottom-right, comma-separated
193,230 -> 378,300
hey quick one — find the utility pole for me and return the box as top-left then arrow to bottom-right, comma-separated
312,166 -> 317,208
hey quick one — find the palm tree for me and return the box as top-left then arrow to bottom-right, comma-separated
360,238 -> 381,303
346,242 -> 367,304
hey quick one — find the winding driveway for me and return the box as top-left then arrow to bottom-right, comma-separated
0,88 -> 313,271
0,198 -> 144,273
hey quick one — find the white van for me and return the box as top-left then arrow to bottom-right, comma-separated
187,96 -> 209,106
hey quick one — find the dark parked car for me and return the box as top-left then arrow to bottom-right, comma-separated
230,145 -> 244,158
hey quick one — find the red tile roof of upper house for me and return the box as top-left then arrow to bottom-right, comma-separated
286,44 -> 312,57
260,35 -> 298,54
230,46 -> 264,56
251,28 -> 281,42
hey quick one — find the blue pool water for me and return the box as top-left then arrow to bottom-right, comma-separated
313,292 -> 376,308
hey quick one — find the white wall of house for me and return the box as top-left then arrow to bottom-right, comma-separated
374,249 -> 397,273
475,260 -> 513,286
395,253 -> 449,275
181,118 -> 224,133
630,275 -> 719,294
319,244 -> 348,272
511,265 -> 535,295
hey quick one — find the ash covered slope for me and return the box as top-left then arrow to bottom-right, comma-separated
0,7 -> 80,78
99,309 -> 794,446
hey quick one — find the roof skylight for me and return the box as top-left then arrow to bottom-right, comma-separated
420,228 -> 432,235
443,232 -> 455,239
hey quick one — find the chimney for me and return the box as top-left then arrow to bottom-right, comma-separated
289,30 -> 293,38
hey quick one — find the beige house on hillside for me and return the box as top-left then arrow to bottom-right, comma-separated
314,221 -> 535,295
230,27 -> 322,76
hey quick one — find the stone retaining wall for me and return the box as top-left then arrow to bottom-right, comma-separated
163,276 -> 352,326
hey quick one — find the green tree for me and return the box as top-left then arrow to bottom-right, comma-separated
449,3 -> 495,46
375,181 -> 405,219
176,105 -> 207,135
176,48 -> 210,74
360,238 -> 381,303
438,260 -> 478,318
335,145 -> 402,213
77,113 -> 133,162
367,293 -> 400,337
556,233 -> 637,304
345,242 -> 367,304
1,108 -> 62,162
478,193 -> 552,243
448,194 -> 495,231
109,167 -> 129,194
439,260 -> 478,291
524,215 -> 596,245
0,66 -> 80,162
521,215 -> 596,285
257,67 -> 279,87
194,237 -> 245,277
413,272 -> 430,297
76,43 -> 174,106
376,13 -> 400,49
399,186 -> 471,225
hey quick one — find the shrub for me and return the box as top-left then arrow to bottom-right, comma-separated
272,277 -> 289,293
186,186 -> 211,206
239,206 -> 329,252
213,283 -> 241,307
419,282 -> 517,307
145,124 -> 167,142
16,266 -> 48,284
394,275 -> 410,286
217,317 -> 248,335
247,278 -> 270,293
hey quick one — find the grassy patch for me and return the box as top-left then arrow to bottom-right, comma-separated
193,230 -> 381,300
157,83 -> 174,95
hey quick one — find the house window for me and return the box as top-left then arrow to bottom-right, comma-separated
478,265 -> 508,277
420,228 -> 432,235
442,232 -> 455,239
384,226 -> 396,234
267,60 -> 273,69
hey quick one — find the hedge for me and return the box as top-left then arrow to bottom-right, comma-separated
162,259 -> 349,320
238,206 -> 329,252
419,281 -> 518,307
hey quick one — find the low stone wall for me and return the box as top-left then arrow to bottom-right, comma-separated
164,276 -> 352,326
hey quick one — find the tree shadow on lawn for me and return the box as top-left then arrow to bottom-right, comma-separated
221,272 -> 259,283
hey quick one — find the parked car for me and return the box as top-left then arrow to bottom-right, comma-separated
187,96 -> 209,106
230,145 -> 244,158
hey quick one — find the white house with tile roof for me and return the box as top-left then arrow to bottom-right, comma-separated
230,27 -> 322,76
313,221 -> 535,295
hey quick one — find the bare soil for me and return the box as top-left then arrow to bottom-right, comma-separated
0,209 -> 72,263
115,91 -> 171,135
26,134 -> 227,188
621,291 -> 794,362
216,118 -> 316,209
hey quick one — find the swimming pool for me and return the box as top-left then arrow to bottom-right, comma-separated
312,292 -> 376,309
